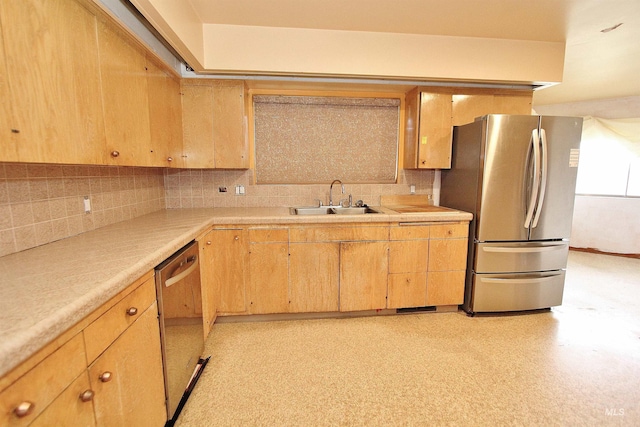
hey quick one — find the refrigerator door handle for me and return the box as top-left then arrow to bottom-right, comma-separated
532,128 -> 548,228
481,273 -> 563,285
524,129 -> 540,228
482,244 -> 566,253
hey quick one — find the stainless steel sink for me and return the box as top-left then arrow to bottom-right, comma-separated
289,206 -> 380,215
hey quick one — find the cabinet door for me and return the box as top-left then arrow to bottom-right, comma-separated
146,58 -> 183,167
0,334 -> 87,427
0,0 -> 105,164
98,20 -> 152,166
340,241 -> 388,312
452,93 -> 533,126
388,272 -> 427,309
248,242 -> 289,314
289,242 -> 339,312
417,92 -> 453,169
181,82 -> 215,168
30,372 -> 95,427
211,229 -> 247,314
0,19 -> 18,161
198,230 -> 217,339
427,223 -> 468,306
212,81 -> 247,169
89,303 -> 166,427
181,80 -> 247,169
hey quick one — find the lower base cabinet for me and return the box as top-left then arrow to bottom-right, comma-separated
0,274 -> 166,427
89,302 -> 166,427
289,242 -> 339,312
339,241 -> 389,312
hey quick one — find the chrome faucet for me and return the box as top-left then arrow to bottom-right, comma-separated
329,179 -> 344,206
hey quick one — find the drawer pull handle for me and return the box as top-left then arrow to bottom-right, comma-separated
111,150 -> 120,158
206,241 -> 212,245
167,156 -> 173,162
234,235 -> 239,241
79,390 -> 95,402
126,307 -> 138,316
99,371 -> 113,382
13,401 -> 35,418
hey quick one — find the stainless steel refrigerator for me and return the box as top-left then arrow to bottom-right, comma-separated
440,115 -> 583,314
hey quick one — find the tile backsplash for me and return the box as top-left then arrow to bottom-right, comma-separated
164,169 -> 434,209
0,163 -> 165,257
0,163 -> 433,257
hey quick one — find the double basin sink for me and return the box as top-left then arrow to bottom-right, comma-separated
289,206 -> 381,215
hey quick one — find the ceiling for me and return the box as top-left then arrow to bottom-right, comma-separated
142,0 -> 640,106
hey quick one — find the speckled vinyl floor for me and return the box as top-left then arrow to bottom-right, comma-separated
176,251 -> 640,426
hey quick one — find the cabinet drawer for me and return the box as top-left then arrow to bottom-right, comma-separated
84,277 -> 156,364
430,223 -> 468,239
29,372 -> 95,427
248,228 -> 288,243
0,333 -> 86,427
388,240 -> 429,273
290,226 -> 388,242
389,225 -> 430,241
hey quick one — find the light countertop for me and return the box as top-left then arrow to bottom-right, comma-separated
0,206 -> 472,378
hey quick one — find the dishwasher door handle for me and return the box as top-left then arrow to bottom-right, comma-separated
165,255 -> 199,288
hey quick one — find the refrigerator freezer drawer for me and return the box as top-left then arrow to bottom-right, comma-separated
475,241 -> 569,273
472,271 -> 565,312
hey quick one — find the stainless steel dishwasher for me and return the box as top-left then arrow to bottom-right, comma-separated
155,241 -> 206,424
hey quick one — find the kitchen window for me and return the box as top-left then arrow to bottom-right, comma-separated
252,94 -> 401,184
575,117 -> 640,197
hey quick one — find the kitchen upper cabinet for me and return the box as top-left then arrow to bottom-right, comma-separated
0,0 -> 106,165
404,88 -> 453,169
97,20 -> 153,167
0,20 -> 18,162
181,80 -> 248,169
403,87 -> 533,170
210,228 -> 248,314
340,241 -> 389,312
426,223 -> 469,306
146,58 -> 184,168
451,92 -> 532,126
248,228 -> 289,314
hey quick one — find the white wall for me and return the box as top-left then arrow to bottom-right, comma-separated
535,96 -> 640,255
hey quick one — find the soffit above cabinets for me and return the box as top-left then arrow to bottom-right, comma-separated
122,0 -> 640,105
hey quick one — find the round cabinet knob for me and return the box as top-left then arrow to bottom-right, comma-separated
167,157 -> 173,162
79,390 -> 95,402
110,150 -> 120,158
13,401 -> 35,418
206,241 -> 212,245
447,229 -> 453,235
126,307 -> 138,316
234,236 -> 239,241
99,371 -> 113,382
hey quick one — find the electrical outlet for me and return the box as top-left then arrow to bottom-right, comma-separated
235,185 -> 245,195
410,184 -> 416,194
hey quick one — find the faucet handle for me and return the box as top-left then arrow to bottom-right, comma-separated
314,199 -> 323,207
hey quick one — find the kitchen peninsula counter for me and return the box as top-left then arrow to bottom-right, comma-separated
0,206 -> 472,377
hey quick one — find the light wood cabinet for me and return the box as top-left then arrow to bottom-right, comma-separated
210,228 -> 248,314
451,92 -> 532,126
89,302 -> 166,427
404,89 -> 453,169
0,333 -> 88,427
0,19 -> 18,162
248,228 -> 289,314
0,0 -> 106,165
0,274 -> 166,427
98,20 -> 153,166
146,58 -> 184,168
198,229 -> 218,339
388,225 -> 430,309
289,242 -> 340,312
340,241 -> 389,312
181,80 -> 248,169
426,223 -> 469,306
403,87 -> 533,170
